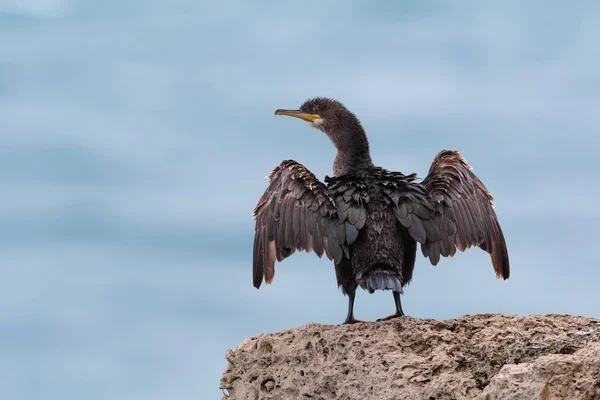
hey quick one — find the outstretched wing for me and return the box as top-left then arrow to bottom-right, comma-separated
385,150 -> 510,279
252,160 -> 366,288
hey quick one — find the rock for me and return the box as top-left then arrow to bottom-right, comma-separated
219,314 -> 600,400
480,342 -> 600,400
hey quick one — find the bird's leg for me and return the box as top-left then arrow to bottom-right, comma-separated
376,291 -> 405,321
342,287 -> 365,324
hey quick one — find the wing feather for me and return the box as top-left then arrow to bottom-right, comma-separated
386,150 -> 510,279
252,160 -> 366,288
423,150 -> 509,278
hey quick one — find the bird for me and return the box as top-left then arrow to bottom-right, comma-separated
252,97 -> 509,324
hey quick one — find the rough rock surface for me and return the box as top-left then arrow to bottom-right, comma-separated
220,314 -> 600,400
480,342 -> 600,400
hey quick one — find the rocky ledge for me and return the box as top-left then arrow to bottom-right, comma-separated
220,314 -> 600,400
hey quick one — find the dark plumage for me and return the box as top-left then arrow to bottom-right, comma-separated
252,97 -> 510,324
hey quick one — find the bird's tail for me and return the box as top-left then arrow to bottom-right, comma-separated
363,266 -> 404,294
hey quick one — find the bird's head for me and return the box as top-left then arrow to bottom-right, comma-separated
274,97 -> 372,175
274,97 -> 358,135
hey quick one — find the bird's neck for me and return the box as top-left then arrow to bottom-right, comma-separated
330,125 -> 374,176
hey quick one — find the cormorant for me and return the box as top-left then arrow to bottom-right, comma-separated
252,97 -> 509,324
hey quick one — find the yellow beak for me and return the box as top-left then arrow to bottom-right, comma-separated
274,109 -> 321,122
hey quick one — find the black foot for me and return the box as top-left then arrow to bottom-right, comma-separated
377,290 -> 405,322
342,288 -> 365,324
376,311 -> 405,322
343,316 -> 367,324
